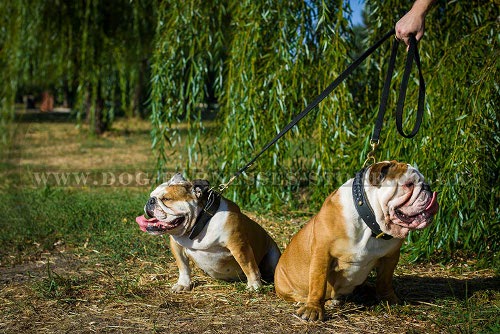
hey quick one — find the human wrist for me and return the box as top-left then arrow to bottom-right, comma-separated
411,0 -> 434,16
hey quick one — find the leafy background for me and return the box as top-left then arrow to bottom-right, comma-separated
1,0 -> 498,263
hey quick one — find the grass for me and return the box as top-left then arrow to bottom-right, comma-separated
0,116 -> 498,333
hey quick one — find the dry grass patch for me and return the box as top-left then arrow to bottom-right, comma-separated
1,117 -> 498,333
1,247 -> 498,334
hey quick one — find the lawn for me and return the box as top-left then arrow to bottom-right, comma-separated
0,114 -> 498,333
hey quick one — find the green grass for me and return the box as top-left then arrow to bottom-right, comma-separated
0,186 -> 170,266
1,119 -> 498,333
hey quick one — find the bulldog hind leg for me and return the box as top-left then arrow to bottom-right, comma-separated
227,241 -> 263,290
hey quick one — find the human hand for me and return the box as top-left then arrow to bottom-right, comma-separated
395,7 -> 425,49
395,0 -> 434,49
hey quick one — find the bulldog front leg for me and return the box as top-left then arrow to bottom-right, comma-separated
296,250 -> 332,321
169,236 -> 192,292
227,240 -> 262,290
375,247 -> 401,304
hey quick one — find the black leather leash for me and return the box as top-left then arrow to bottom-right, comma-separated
369,33 -> 425,156
356,34 -> 425,240
218,29 -> 395,192
355,34 -> 425,240
218,29 -> 425,192
192,31 -> 426,240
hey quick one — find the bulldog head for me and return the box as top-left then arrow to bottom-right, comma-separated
135,174 -> 210,236
365,161 -> 439,239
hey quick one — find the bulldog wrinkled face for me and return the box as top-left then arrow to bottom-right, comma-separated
135,173 -> 208,236
368,161 -> 439,238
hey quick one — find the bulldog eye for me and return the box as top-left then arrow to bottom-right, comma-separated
405,182 -> 414,188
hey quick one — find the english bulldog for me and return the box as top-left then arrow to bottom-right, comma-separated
274,160 -> 438,321
135,173 -> 281,291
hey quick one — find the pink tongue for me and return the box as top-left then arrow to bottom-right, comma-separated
425,192 -> 439,214
135,215 -> 159,232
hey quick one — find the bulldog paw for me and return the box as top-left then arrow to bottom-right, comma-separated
171,283 -> 192,293
325,298 -> 342,307
246,280 -> 263,291
377,291 -> 400,305
297,303 -> 324,321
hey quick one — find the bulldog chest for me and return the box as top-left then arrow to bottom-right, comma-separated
330,257 -> 380,295
329,236 -> 403,296
185,246 -> 245,280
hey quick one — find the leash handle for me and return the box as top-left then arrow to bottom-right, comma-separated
371,33 -> 426,145
396,34 -> 425,138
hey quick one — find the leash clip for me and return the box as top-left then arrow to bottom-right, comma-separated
217,175 -> 237,193
363,140 -> 379,168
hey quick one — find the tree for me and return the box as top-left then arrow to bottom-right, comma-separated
150,0 -> 499,262
362,0 -> 499,261
0,0 -> 157,135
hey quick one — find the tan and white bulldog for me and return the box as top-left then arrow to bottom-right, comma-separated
274,161 -> 439,321
135,173 -> 281,291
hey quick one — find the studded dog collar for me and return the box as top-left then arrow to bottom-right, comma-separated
352,168 -> 393,240
188,190 -> 221,240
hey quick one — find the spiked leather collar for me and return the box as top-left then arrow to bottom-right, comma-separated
352,168 -> 393,240
188,190 -> 221,240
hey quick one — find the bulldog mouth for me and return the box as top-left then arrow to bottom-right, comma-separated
135,215 -> 185,233
392,191 -> 438,228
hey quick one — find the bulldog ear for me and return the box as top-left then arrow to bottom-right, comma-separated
192,179 -> 210,199
168,173 -> 188,185
368,161 -> 393,187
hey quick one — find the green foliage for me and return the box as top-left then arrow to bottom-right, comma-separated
0,0 -> 156,135
150,0 -> 499,262
216,0 -> 355,208
151,0 -> 358,205
150,0 -> 229,177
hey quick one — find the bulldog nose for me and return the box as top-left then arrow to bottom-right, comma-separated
422,183 -> 432,192
148,197 -> 157,206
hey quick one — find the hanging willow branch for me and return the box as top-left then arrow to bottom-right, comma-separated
0,0 -> 157,136
211,0 -> 355,206
151,0 -> 229,179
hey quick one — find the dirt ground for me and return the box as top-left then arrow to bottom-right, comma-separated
1,244 -> 498,334
1,115 -> 498,333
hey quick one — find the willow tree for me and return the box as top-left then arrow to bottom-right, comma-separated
151,0 -> 356,201
0,0 -> 157,136
363,0 -> 499,262
151,0 -> 229,175
150,0 -> 497,261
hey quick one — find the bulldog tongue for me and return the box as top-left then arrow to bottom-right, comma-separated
135,215 -> 159,232
425,192 -> 439,215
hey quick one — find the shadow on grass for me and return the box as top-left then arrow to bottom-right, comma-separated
347,274 -> 499,306
15,110 -> 77,123
395,274 -> 499,303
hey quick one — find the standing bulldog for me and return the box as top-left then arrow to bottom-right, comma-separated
274,161 -> 438,321
136,174 -> 281,291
